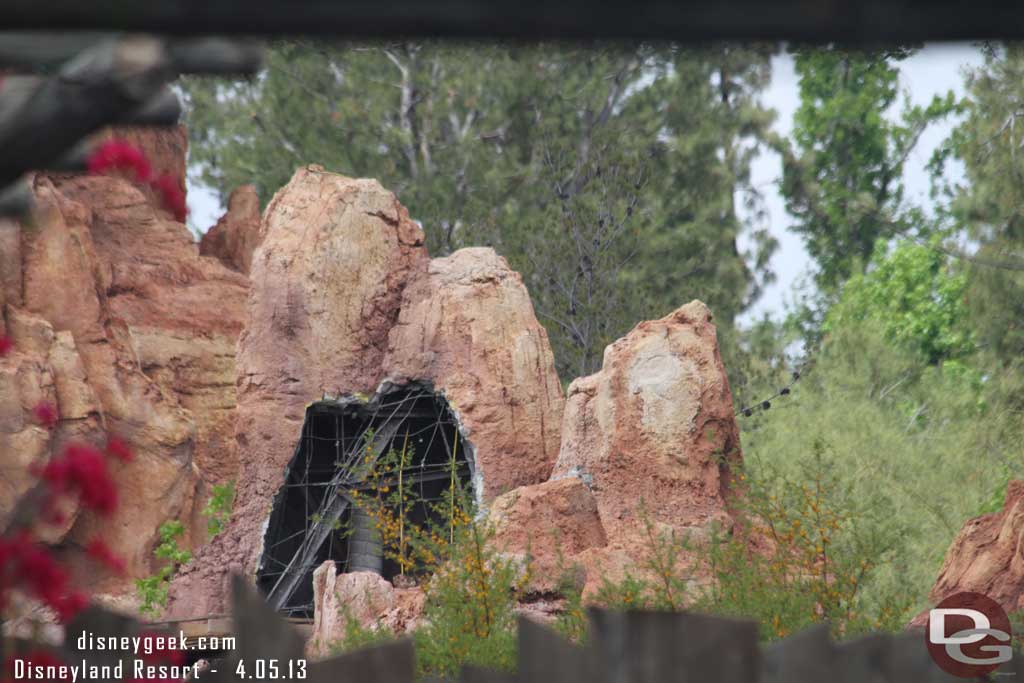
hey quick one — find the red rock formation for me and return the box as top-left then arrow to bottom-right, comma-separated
490,301 -> 742,600
554,300 -> 740,536
199,185 -> 263,274
0,127 -> 248,591
307,563 -> 424,657
167,171 -> 565,618
305,298 -> 743,647
911,480 -> 1024,627
166,166 -> 429,618
383,247 -> 565,501
489,477 -> 607,592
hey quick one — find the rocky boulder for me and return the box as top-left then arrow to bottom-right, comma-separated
307,563 -> 424,658
199,185 -> 263,274
383,247 -> 565,501
489,301 -> 742,601
166,166 -> 429,618
911,480 -> 1024,627
168,173 -> 566,618
489,477 -> 607,592
0,305 -> 91,543
552,300 -> 741,539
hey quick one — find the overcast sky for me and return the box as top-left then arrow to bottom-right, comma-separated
185,44 -> 986,324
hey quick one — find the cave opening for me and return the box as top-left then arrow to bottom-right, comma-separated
255,382 -> 474,618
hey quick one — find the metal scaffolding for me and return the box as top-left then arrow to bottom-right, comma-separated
256,384 -> 472,617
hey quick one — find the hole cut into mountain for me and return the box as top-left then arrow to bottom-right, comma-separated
255,382 -> 473,617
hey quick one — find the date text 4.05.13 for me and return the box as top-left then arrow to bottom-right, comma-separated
231,660 -> 307,679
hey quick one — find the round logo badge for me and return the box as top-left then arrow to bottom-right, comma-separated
925,591 -> 1013,677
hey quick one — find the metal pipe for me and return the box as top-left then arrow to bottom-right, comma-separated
347,504 -> 383,575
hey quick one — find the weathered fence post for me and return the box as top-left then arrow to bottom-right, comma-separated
587,609 -> 760,683
517,616 -> 594,683
760,623 -> 835,682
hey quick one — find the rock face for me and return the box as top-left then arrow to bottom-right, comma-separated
0,127 -> 248,590
489,477 -> 607,592
4,138 -> 745,630
172,190 -> 738,623
167,170 -> 565,618
199,185 -> 263,274
166,167 -> 430,618
490,301 -> 742,600
383,248 -> 565,501
553,300 -> 741,538
911,480 -> 1024,626
307,563 -> 424,658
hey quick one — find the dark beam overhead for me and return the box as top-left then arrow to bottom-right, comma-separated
0,0 -> 1019,42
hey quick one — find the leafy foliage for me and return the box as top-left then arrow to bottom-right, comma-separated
824,240 -> 973,364
780,45 -> 956,294
554,448 -> 911,643
411,519 -> 522,677
698,443 -> 914,640
930,42 -> 1024,406
739,313 -> 1021,613
136,521 -> 192,616
330,432 -> 522,678
203,481 -> 235,538
328,505 -> 523,678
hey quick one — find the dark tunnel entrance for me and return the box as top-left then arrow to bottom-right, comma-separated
255,382 -> 474,618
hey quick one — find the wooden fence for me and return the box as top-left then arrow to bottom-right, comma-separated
5,576 -> 1019,683
343,610 -> 1020,683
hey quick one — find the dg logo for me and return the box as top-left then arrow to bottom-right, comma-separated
926,591 -> 1013,678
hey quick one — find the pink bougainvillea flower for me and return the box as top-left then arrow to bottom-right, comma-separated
87,139 -> 152,182
0,335 -> 12,357
105,435 -> 134,463
87,140 -> 187,222
0,536 -> 87,623
0,531 -> 32,607
40,443 -> 118,516
0,536 -> 87,624
150,173 -> 188,222
32,401 -> 58,429
63,444 -> 118,516
86,538 -> 126,576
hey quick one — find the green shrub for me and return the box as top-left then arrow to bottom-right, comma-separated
328,434 -> 522,679
694,443 -> 915,640
557,447 -> 913,642
136,520 -> 191,616
203,481 -> 235,538
411,518 -> 521,678
740,314 -> 1021,616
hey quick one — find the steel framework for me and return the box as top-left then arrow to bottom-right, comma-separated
257,384 -> 472,616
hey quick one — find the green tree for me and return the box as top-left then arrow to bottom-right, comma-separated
740,315 -> 1017,615
930,43 -> 1024,403
823,240 -> 973,365
780,46 -> 955,294
627,45 -> 780,327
